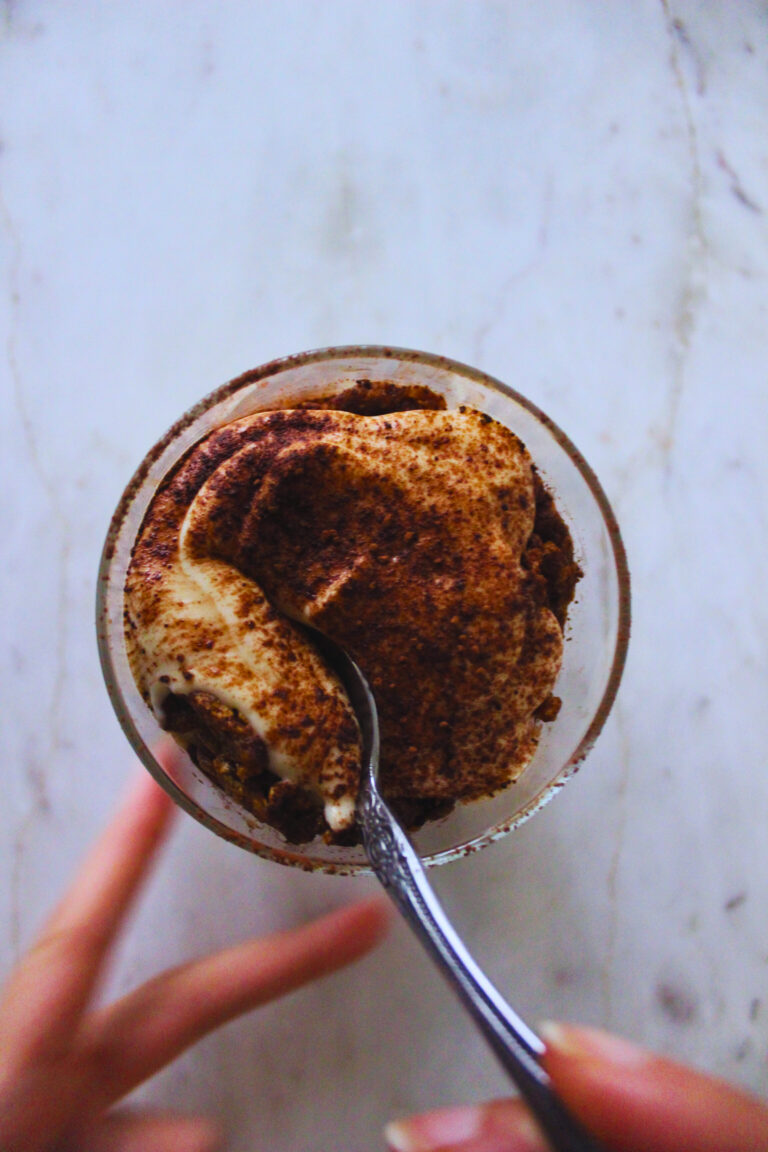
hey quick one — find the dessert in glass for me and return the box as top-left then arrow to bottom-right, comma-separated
97,346 -> 630,874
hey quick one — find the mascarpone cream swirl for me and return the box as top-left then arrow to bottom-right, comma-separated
125,394 -> 576,842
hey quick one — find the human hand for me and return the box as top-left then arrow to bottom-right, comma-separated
0,765 -> 389,1152
385,1021 -> 768,1152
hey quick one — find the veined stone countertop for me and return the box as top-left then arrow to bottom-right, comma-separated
1,4 -> 766,1149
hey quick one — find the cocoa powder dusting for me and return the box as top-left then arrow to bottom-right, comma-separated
125,379 -> 581,845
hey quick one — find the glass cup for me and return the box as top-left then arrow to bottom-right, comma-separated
97,346 -> 630,874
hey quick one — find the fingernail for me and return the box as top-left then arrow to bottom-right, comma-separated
385,1104 -> 546,1151
385,1105 -> 483,1151
540,1020 -> 651,1068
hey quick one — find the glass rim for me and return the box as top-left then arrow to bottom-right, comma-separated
96,344 -> 631,874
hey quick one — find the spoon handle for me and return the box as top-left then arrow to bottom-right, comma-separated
359,782 -> 605,1152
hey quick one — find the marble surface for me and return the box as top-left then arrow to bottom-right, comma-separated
2,2 -> 767,1148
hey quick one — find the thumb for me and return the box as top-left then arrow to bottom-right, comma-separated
539,1021 -> 768,1152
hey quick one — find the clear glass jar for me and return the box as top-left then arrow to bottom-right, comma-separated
97,346 -> 630,874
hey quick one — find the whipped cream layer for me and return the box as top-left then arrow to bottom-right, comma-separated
125,394 -> 574,840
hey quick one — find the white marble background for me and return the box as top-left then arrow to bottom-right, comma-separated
1,2 -> 767,1149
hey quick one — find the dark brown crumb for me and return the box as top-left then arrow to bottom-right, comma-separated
534,694 -> 562,722
264,780 -> 325,844
161,689 -> 271,776
390,794 -> 455,830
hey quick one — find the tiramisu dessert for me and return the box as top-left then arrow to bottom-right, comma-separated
124,381 -> 581,844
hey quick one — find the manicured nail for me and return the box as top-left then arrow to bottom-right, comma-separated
385,1103 -> 546,1151
385,1105 -> 483,1151
540,1020 -> 651,1068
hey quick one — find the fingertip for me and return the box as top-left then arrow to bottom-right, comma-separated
152,1116 -> 222,1152
540,1020 -> 651,1068
384,1101 -> 545,1152
152,734 -> 187,774
384,1105 -> 483,1151
349,893 -> 395,943
186,1116 -> 224,1152
121,762 -> 173,809
118,755 -> 178,832
309,895 -> 393,967
81,1112 -> 224,1152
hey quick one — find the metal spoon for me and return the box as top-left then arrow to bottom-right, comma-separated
321,636 -> 606,1152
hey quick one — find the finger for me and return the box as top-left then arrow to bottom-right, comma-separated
65,1110 -> 221,1152
43,765 -> 175,946
386,1098 -> 542,1152
80,897 -> 391,1103
540,1021 -> 768,1152
0,768 -> 174,1070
